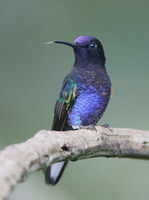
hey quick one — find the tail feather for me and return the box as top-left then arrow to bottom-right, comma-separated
45,161 -> 68,185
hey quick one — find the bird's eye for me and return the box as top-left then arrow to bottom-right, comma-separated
89,43 -> 97,50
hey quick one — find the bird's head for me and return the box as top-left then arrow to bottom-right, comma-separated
46,36 -> 106,66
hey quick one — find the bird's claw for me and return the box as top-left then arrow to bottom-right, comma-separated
72,125 -> 97,131
79,125 -> 97,131
101,123 -> 114,132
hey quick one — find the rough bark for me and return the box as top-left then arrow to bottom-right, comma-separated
0,126 -> 149,200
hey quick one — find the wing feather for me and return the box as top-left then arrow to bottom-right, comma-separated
52,75 -> 77,131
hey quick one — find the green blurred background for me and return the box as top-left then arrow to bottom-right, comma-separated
1,0 -> 149,199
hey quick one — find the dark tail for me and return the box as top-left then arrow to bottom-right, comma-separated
45,99 -> 72,185
45,161 -> 68,185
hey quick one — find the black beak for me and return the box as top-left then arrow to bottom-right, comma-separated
46,40 -> 77,48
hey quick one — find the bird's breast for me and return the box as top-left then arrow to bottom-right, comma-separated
68,83 -> 110,126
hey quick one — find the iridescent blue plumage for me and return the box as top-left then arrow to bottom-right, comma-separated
45,35 -> 112,185
68,84 -> 109,126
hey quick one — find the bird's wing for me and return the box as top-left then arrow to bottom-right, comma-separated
52,75 -> 77,131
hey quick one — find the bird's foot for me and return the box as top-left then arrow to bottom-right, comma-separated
72,124 -> 97,131
101,123 -> 114,132
79,125 -> 97,131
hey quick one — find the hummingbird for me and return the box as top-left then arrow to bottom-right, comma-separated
45,36 -> 112,185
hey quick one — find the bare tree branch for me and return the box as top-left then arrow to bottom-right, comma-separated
0,126 -> 149,200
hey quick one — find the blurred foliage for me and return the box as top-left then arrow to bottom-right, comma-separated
0,0 -> 149,200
